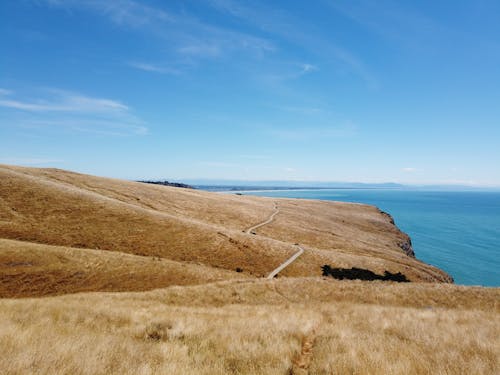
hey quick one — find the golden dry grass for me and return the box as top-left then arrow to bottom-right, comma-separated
0,165 -> 294,281
0,278 -> 498,374
1,164 -> 497,374
0,238 -> 246,298
0,164 -> 451,288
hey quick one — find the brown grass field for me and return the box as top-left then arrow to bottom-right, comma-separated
0,164 -> 498,374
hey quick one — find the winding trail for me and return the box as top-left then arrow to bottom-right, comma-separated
266,245 -> 304,279
243,201 -> 304,278
245,202 -> 280,234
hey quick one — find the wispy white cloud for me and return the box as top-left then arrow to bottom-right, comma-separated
256,61 -> 321,86
402,167 -> 417,172
301,63 -> 317,73
40,0 -> 375,90
174,28 -> 274,61
44,0 -> 172,27
20,118 -> 148,136
206,0 -> 376,86
178,44 -> 221,58
0,88 -> 12,96
0,89 -> 128,113
42,0 -> 275,66
1,88 -> 147,136
128,61 -> 181,75
327,0 -> 446,53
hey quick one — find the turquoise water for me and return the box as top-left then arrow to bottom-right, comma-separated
242,189 -> 500,287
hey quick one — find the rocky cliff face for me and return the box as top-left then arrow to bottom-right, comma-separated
377,208 -> 454,283
378,209 -> 415,257
398,235 -> 415,257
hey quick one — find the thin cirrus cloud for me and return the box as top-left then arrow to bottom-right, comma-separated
0,95 -> 127,112
301,64 -> 318,73
42,0 -> 275,66
402,167 -> 418,172
44,0 -> 172,27
19,118 -> 149,137
128,62 -> 181,75
325,0 -> 458,54
178,44 -> 222,58
206,0 -> 375,86
0,89 -> 148,136
40,0 -> 373,92
328,0 -> 436,39
254,61 -> 320,86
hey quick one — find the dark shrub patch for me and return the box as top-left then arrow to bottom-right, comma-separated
321,265 -> 409,282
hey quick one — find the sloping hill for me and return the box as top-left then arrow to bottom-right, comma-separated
0,164 -> 451,298
0,238 -> 245,298
0,165 -> 293,280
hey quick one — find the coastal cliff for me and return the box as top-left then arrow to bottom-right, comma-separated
378,209 -> 416,257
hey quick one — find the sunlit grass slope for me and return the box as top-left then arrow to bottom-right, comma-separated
0,238 -> 245,298
0,164 -> 451,294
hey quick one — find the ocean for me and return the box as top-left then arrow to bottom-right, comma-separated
240,189 -> 500,287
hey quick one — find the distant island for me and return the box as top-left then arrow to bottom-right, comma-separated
138,180 -> 194,189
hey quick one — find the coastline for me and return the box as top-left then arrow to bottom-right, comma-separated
226,188 -> 499,287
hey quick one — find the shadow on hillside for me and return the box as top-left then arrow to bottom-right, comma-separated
321,265 -> 409,282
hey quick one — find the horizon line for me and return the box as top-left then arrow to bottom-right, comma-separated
164,178 -> 500,189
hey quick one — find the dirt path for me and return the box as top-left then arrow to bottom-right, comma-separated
266,245 -> 304,279
245,202 -> 279,234
244,201 -> 304,279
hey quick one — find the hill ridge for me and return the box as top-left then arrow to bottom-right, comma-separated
0,163 -> 452,300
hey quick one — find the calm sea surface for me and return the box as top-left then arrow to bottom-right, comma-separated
241,189 -> 500,287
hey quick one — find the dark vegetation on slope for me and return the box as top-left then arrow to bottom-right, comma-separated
322,265 -> 409,282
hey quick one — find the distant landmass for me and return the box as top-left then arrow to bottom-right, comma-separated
138,180 -> 194,189
180,180 -> 404,192
182,179 -> 403,188
170,179 -> 498,192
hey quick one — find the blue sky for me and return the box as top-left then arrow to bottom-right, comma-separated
1,0 -> 499,185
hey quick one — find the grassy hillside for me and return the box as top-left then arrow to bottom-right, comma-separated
1,164 -> 497,374
0,164 -> 451,295
0,238 -> 245,298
